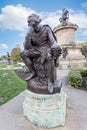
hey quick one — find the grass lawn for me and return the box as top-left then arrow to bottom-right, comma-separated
0,63 -> 7,68
0,69 -> 26,106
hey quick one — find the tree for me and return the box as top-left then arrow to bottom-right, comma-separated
81,45 -> 87,60
11,47 -> 21,63
77,42 -> 87,46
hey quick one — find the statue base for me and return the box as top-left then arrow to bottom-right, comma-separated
27,78 -> 62,94
23,90 -> 67,128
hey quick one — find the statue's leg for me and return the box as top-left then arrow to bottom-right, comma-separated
47,53 -> 54,93
20,51 -> 36,81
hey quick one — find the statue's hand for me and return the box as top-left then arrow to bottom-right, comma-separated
24,50 -> 30,56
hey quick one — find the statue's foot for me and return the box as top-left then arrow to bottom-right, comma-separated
48,83 -> 54,93
25,72 -> 36,81
24,68 -> 30,73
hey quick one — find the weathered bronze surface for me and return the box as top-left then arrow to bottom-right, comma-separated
21,14 -> 62,94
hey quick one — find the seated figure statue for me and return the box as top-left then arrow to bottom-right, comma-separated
20,14 -> 62,94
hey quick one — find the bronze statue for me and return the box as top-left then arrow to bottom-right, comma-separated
7,52 -> 11,65
59,8 -> 69,25
20,14 -> 62,94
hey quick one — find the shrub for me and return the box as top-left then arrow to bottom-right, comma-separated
68,70 -> 82,87
80,69 -> 87,77
81,45 -> 87,58
86,81 -> 87,88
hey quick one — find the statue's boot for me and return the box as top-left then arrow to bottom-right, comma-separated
25,71 -> 36,81
48,83 -> 54,93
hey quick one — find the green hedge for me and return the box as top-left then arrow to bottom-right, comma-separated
68,70 -> 82,87
80,69 -> 87,77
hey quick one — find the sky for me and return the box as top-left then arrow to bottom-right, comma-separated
0,0 -> 87,55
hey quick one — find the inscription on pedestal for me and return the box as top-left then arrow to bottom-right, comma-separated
23,90 -> 66,128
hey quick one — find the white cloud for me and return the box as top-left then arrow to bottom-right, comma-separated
69,13 -> 87,29
0,4 -> 36,31
0,44 -> 8,49
0,4 -> 87,41
39,10 -> 62,29
39,9 -> 87,31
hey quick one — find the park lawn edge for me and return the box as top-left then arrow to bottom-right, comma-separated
0,69 -> 26,106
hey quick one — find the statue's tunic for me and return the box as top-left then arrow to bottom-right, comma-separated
24,25 -> 56,58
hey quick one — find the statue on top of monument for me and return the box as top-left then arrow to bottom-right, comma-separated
59,8 -> 69,26
20,14 -> 62,94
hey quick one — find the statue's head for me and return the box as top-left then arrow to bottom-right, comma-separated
62,8 -> 68,14
27,14 -> 41,26
27,14 -> 41,32
50,43 -> 62,57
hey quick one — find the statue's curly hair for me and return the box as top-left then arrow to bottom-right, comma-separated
27,14 -> 41,24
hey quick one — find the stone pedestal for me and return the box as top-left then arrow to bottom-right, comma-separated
59,45 -> 86,69
53,22 -> 78,46
59,59 -> 86,69
54,22 -> 86,69
23,90 -> 66,128
64,45 -> 85,60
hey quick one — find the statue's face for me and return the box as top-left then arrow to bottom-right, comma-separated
28,20 -> 39,32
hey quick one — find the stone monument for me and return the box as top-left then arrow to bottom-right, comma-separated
54,8 -> 85,69
21,14 -> 66,128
